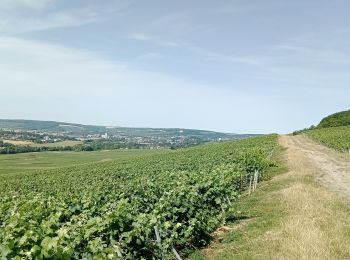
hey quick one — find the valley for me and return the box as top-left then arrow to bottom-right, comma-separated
0,110 -> 349,259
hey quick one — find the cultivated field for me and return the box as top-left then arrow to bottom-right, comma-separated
3,139 -> 82,148
3,139 -> 33,145
0,149 -> 162,175
0,136 -> 279,259
305,126 -> 350,153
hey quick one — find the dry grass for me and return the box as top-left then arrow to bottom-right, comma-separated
29,140 -> 82,147
3,139 -> 82,147
269,136 -> 350,259
259,182 -> 350,260
191,136 -> 350,260
3,139 -> 34,145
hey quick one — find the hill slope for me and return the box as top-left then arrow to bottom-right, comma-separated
299,109 -> 350,153
318,109 -> 350,128
0,119 -> 253,140
305,126 -> 350,152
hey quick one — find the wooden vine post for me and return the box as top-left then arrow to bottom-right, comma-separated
249,170 -> 260,195
154,226 -> 165,260
240,172 -> 243,192
248,173 -> 253,196
253,170 -> 258,191
154,225 -> 183,260
171,244 -> 183,260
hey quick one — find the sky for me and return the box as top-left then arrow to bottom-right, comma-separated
0,0 -> 349,134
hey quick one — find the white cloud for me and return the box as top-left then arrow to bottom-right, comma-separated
129,33 -> 265,66
0,0 -> 53,10
126,11 -> 267,66
216,1 -> 307,14
128,32 -> 152,41
139,52 -> 164,59
127,12 -> 194,47
0,36 -> 282,133
2,9 -> 105,33
271,44 -> 350,65
185,44 -> 266,66
0,0 -> 124,34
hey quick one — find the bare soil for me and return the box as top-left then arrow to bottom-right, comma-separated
284,135 -> 350,199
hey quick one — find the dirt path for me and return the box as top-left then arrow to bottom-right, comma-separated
280,135 -> 350,199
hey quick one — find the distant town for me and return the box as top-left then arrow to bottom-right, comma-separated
0,120 -> 253,154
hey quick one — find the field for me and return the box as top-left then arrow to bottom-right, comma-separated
3,140 -> 33,145
29,140 -> 83,148
305,126 -> 350,153
0,149 -> 163,175
3,139 -> 82,148
0,135 -> 280,259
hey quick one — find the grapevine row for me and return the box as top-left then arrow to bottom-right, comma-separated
0,135 -> 278,259
305,126 -> 350,153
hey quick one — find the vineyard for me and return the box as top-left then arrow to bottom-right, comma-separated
0,135 -> 279,259
305,126 -> 350,153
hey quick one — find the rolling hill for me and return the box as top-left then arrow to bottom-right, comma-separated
318,109 -> 350,128
301,109 -> 350,153
0,119 -> 256,140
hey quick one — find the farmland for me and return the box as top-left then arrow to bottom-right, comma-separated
305,126 -> 350,153
0,149 -> 163,175
0,135 -> 279,259
3,140 -> 82,148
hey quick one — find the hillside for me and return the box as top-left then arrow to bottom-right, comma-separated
318,109 -> 350,128
0,119 -> 104,134
298,110 -> 350,153
305,126 -> 350,153
0,119 -> 253,140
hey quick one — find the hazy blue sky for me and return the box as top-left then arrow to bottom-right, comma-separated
1,0 -> 349,133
